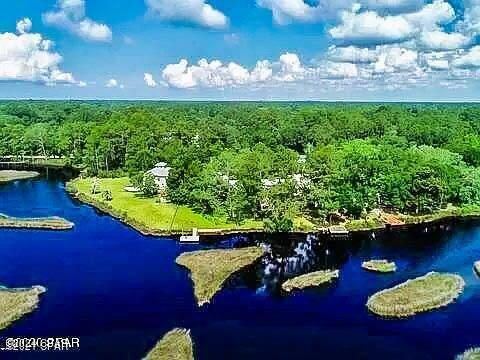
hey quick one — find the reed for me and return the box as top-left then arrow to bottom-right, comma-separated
0,285 -> 46,330
362,260 -> 397,273
456,348 -> 480,360
176,247 -> 265,306
367,272 -> 465,318
282,270 -> 340,292
144,328 -> 194,360
0,214 -> 74,230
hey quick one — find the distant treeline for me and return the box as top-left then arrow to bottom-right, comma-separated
2,101 -> 480,227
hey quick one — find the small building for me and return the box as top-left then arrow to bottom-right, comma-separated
147,162 -> 171,189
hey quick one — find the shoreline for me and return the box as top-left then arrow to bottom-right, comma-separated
66,180 -> 480,238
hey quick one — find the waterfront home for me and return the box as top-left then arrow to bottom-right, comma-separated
147,162 -> 171,189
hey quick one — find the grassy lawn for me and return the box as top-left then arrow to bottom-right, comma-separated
67,177 -> 263,234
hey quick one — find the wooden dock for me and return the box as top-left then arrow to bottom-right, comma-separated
328,226 -> 349,239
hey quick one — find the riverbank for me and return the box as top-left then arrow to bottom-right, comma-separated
67,177 -> 480,237
66,177 -> 316,236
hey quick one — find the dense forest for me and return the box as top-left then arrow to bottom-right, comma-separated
2,101 -> 480,229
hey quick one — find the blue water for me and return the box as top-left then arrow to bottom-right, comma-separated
0,177 -> 480,359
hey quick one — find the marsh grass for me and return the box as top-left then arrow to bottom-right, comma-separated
282,270 -> 340,293
0,285 -> 46,330
367,272 -> 465,318
176,247 -> 265,306
456,348 -> 480,360
362,260 -> 397,273
0,214 -> 74,230
144,328 -> 194,360
0,170 -> 39,183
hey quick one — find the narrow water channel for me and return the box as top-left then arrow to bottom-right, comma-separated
0,176 -> 479,359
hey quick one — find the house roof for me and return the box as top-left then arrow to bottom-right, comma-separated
148,164 -> 170,178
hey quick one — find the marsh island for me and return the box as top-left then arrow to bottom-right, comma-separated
282,270 -> 340,293
362,260 -> 397,273
367,272 -> 465,318
0,285 -> 46,330
145,328 -> 194,360
0,170 -> 39,183
0,214 -> 74,230
176,247 -> 265,306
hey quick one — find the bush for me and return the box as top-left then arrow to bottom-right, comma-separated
141,173 -> 159,197
101,190 -> 113,201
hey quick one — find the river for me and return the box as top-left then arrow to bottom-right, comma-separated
0,176 -> 479,359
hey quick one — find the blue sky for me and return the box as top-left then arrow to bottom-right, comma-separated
1,0 -> 480,101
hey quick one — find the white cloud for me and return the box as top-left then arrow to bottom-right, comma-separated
330,7 -> 416,45
43,0 -> 112,42
374,47 -> 419,74
323,61 -> 359,78
0,19 -> 77,85
458,0 -> 480,35
144,73 -> 158,87
160,52 -> 363,89
256,0 -> 426,25
105,78 -> 124,88
162,59 -> 254,89
16,18 -> 32,35
327,45 -> 377,63
146,0 -> 228,29
419,31 -> 471,51
452,46 -> 480,69
330,0 -> 455,46
275,53 -> 306,81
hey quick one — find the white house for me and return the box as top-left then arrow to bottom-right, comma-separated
147,162 -> 171,189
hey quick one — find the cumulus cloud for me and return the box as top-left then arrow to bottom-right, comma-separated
0,19 -> 78,85
327,45 -> 378,63
452,46 -> 480,69
146,0 -> 228,29
16,18 -> 32,34
144,73 -> 158,87
330,0 -> 455,46
105,78 -> 124,88
419,31 -> 471,51
373,47 -> 419,74
159,52 -> 365,89
43,0 -> 112,42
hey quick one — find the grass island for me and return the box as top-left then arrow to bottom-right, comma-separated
456,348 -> 480,360
282,270 -> 340,293
0,170 -> 39,184
0,285 -> 46,330
362,260 -> 397,273
176,247 -> 265,306
0,214 -> 74,230
145,328 -> 194,360
367,272 -> 465,318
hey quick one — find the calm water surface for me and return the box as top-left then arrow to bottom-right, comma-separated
0,176 -> 479,359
